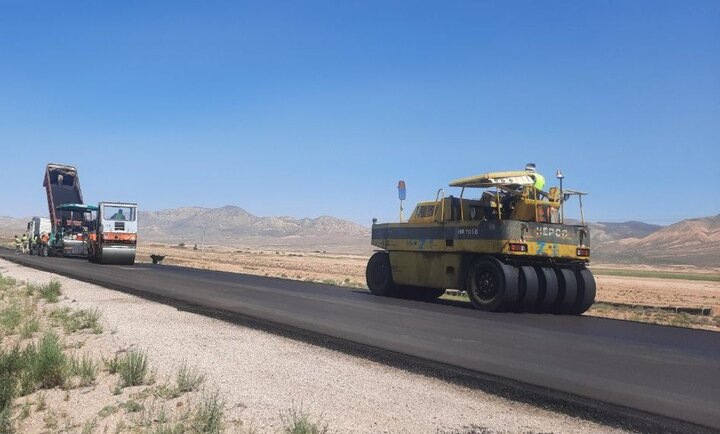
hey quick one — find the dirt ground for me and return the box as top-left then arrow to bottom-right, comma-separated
0,259 -> 622,434
138,244 -> 720,331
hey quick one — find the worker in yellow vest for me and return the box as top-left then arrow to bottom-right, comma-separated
525,163 -> 545,191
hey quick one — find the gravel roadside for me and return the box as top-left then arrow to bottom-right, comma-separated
0,258 -> 622,433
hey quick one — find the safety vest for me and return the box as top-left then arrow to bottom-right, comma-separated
21,235 -> 27,242
14,237 -> 21,245
533,173 -> 546,191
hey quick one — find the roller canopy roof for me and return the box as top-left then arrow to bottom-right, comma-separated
449,171 -> 535,188
55,203 -> 97,212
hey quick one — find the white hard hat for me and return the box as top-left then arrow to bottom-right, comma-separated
525,163 -> 537,172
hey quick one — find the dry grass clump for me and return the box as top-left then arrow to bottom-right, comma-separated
176,361 -> 205,393
38,280 -> 62,303
117,349 -> 150,387
281,405 -> 328,434
69,354 -> 99,387
50,306 -> 103,334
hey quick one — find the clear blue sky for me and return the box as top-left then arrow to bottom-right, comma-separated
1,0 -> 718,225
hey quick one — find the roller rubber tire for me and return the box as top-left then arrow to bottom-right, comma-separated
366,252 -> 397,297
557,268 -> 579,314
536,266 -> 560,313
519,265 -> 540,312
466,257 -> 518,311
571,268 -> 596,315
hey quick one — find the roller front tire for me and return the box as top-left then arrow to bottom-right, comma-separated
366,252 -> 397,297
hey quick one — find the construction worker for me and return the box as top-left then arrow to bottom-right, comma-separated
31,234 -> 38,255
14,235 -> 22,253
40,232 -> 50,257
111,209 -> 126,220
525,163 -> 546,191
21,233 -> 28,254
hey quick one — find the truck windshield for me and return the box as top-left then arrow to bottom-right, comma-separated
104,206 -> 136,221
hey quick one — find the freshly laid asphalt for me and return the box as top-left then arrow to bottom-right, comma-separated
1,251 -> 719,431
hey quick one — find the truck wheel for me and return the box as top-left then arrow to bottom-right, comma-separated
466,257 -> 517,311
366,252 -> 397,297
557,268 -> 579,314
570,268 -> 596,315
519,265 -> 540,311
536,266 -> 559,313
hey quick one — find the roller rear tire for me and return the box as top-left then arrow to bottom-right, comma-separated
557,268 -> 579,314
570,268 -> 596,315
518,265 -> 540,311
366,252 -> 397,297
536,266 -> 559,313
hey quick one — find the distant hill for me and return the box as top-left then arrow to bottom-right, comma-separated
594,215 -> 720,266
587,221 -> 663,243
139,206 -> 371,252
0,216 -> 28,237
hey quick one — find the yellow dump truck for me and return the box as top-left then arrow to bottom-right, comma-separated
367,169 -> 595,314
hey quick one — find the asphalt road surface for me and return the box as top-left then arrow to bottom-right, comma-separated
2,251 -> 719,431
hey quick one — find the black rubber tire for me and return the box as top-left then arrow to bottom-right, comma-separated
466,257 -> 518,311
571,268 -> 596,315
557,268 -> 579,313
536,266 -> 560,313
366,252 -> 397,297
519,265 -> 540,312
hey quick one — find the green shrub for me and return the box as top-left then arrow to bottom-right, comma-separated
153,422 -> 186,434
102,353 -> 121,374
30,332 -> 68,389
72,308 -> 103,334
38,280 -> 62,303
176,362 -> 205,393
98,404 -> 118,418
0,275 -> 17,291
281,407 -> 329,434
19,315 -> 40,339
69,354 -> 98,386
192,390 -> 225,434
81,418 -> 97,434
118,349 -> 149,387
24,282 -> 41,297
50,307 -> 102,334
36,392 -> 47,411
0,408 -> 10,434
1,334 -> 67,400
121,400 -> 143,413
0,346 -> 25,414
0,303 -> 23,333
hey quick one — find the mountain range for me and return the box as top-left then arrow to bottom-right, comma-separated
592,215 -> 720,266
139,206 -> 370,251
2,207 -> 719,266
